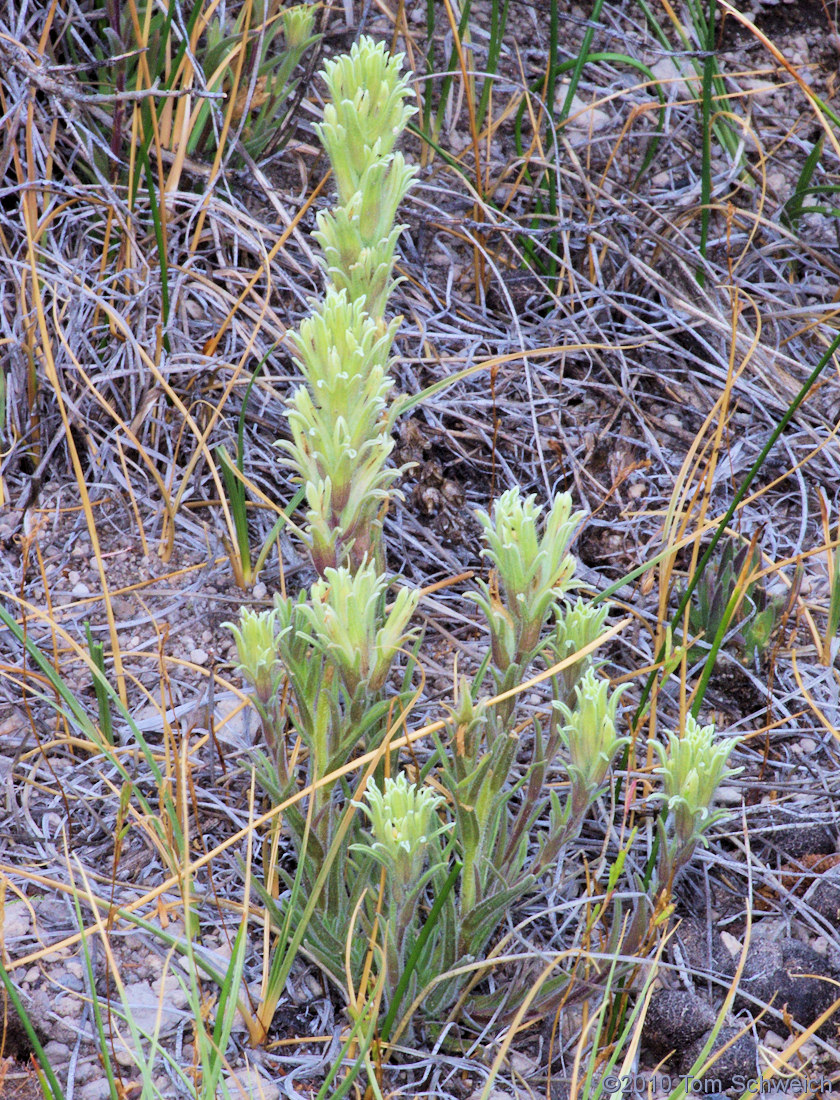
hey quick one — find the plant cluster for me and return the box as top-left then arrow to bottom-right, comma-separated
224,32 -> 743,1049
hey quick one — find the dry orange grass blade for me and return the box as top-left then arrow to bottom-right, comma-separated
202,168 -> 331,358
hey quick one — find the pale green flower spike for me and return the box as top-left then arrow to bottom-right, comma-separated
299,561 -> 419,694
313,155 -> 416,319
281,3 -> 317,50
316,36 -> 417,206
223,607 -> 281,705
300,469 -> 402,576
469,488 -> 585,669
653,715 -> 742,856
551,597 -> 610,701
278,289 -> 406,571
554,667 -> 629,815
313,36 -> 417,319
286,287 -> 397,412
352,774 -> 450,892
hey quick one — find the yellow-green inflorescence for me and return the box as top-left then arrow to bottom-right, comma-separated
469,487 -> 584,670
653,714 -> 742,882
279,36 -> 417,573
298,561 -> 419,696
352,773 -> 451,896
223,606 -> 282,706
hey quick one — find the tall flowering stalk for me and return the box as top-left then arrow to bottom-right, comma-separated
278,36 -> 417,573
469,489 -> 583,673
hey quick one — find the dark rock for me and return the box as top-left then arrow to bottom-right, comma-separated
766,823 -> 838,861
807,864 -> 840,923
643,990 -> 717,1056
674,917 -> 736,980
679,1026 -> 757,1087
737,938 -> 837,1028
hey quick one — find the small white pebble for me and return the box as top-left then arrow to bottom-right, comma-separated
721,931 -> 742,958
716,786 -> 742,806
223,1068 -> 280,1100
68,570 -> 81,586
190,649 -> 209,665
252,582 -> 267,600
71,581 -> 91,597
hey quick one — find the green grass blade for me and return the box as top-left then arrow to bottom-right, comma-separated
631,323 -> 840,729
475,0 -> 511,127
0,959 -> 66,1100
781,135 -> 825,232
698,0 -> 716,277
217,443 -> 252,583
70,876 -> 121,1100
0,605 -> 184,856
84,619 -> 114,745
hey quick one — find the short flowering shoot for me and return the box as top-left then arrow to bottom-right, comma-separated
224,606 -> 282,706
351,774 -> 451,1023
299,561 -> 420,697
553,667 -> 629,820
352,774 -> 450,896
549,597 -> 611,705
224,606 -> 285,765
470,488 -> 584,670
653,714 -> 742,886
280,2 -> 317,51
